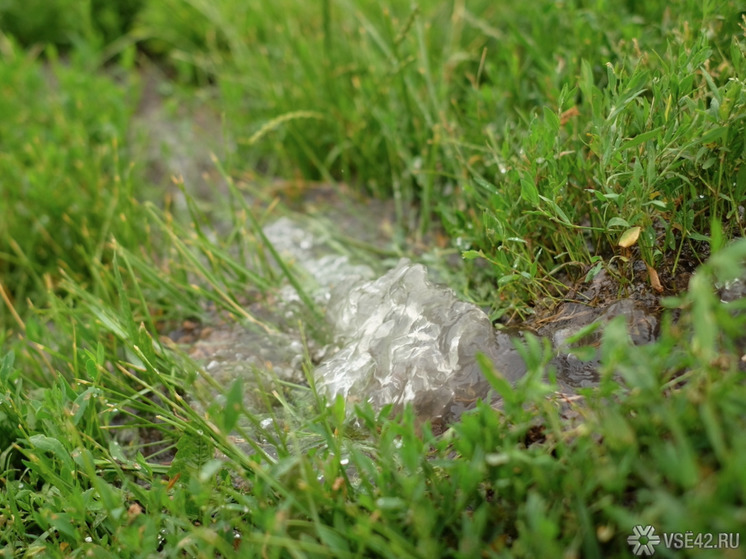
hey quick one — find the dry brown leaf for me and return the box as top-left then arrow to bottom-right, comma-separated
646,263 -> 664,292
560,106 -> 580,125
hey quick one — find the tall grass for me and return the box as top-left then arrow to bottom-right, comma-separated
129,0 -> 746,309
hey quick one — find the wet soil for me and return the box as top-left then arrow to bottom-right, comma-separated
168,201 -> 698,423
513,239 -> 704,391
132,67 -> 712,427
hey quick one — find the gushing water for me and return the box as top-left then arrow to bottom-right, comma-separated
316,259 -> 525,421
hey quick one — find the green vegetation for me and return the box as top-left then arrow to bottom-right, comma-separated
1,0 -> 745,556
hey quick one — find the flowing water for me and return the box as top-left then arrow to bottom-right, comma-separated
182,209 -> 663,424
136,76 -> 663,425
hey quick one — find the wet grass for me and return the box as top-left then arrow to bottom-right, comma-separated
1,1 -> 746,557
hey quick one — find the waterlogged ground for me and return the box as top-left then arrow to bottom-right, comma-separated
192,217 -> 666,395
139,77 -> 686,426
163,196 -> 673,427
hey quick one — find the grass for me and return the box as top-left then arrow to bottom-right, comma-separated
1,0 -> 745,556
127,0 -> 746,312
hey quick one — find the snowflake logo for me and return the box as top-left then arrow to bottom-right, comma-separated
627,525 -> 661,556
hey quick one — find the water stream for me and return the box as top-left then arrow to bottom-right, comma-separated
184,211 -> 661,424
135,76 -> 663,425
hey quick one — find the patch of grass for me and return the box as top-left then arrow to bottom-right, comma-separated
0,0 -> 142,48
131,0 -> 746,309
0,36 -> 142,313
1,1 -> 746,557
1,236 -> 744,556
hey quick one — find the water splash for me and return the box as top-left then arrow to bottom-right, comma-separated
316,259 -> 525,421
